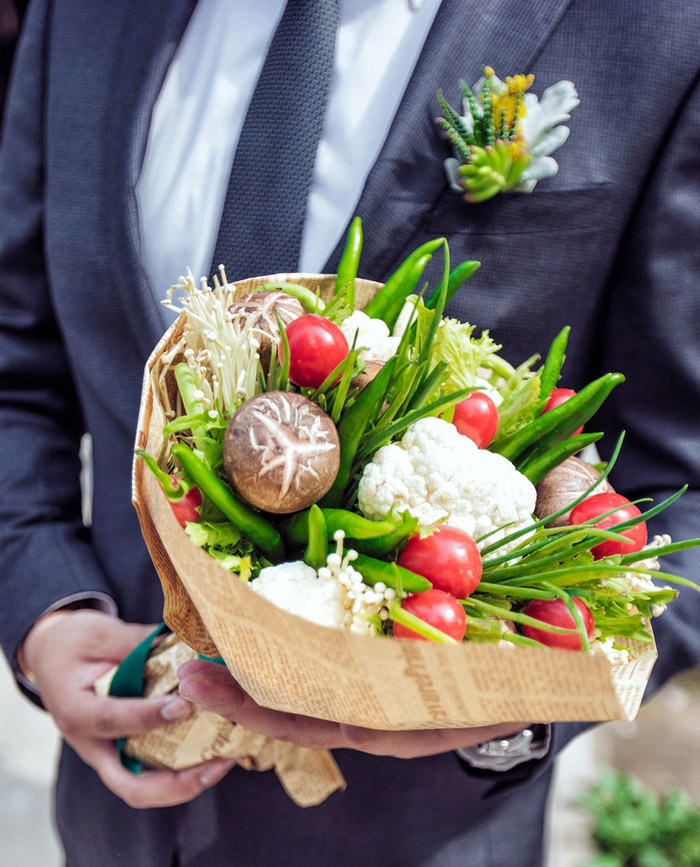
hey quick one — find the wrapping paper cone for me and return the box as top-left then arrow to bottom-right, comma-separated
133,274 -> 657,734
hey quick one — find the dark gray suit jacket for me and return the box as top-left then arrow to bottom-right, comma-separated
1,1 -> 699,865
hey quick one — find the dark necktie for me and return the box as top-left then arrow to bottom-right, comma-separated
211,0 -> 340,280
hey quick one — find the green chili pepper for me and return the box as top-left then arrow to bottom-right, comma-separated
352,512 -> 419,558
280,507 -> 397,546
173,363 -> 209,451
495,372 -> 625,463
424,260 -> 480,310
335,216 -> 363,307
519,431 -> 603,485
303,505 -> 328,569
171,443 -> 285,562
536,326 -> 570,411
354,553 -> 431,593
257,281 -> 326,314
135,449 -> 189,501
363,237 -> 445,325
318,356 -> 397,507
376,253 -> 432,332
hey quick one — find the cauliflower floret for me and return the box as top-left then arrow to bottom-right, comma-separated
251,560 -> 348,628
250,533 -> 397,635
340,310 -> 399,363
590,637 -> 631,666
358,417 -> 536,553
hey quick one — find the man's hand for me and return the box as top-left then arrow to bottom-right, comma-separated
21,610 -> 236,808
178,659 -> 529,759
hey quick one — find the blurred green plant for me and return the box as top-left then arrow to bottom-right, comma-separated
580,771 -> 700,867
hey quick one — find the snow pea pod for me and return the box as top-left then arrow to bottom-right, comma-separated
335,216 -> 363,307
303,504 -> 328,570
171,443 -> 285,562
364,237 -> 445,327
353,553 -> 431,593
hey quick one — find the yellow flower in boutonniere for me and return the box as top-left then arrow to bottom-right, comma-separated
437,66 -> 580,203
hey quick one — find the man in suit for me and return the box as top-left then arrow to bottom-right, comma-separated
1,1 -> 699,865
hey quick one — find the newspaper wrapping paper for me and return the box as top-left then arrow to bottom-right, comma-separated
94,633 -> 346,807
133,273 -> 657,733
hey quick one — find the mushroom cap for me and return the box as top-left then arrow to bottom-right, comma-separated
223,391 -> 340,514
535,456 -> 615,527
228,290 -> 303,367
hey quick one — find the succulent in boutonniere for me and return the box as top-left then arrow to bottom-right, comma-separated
437,66 -> 580,203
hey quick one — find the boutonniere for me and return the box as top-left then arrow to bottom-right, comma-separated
437,67 -> 580,203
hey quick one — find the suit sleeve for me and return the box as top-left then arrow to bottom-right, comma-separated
591,71 -> 700,689
466,70 -> 700,794
0,0 -> 116,680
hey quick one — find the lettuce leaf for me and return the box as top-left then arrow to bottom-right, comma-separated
184,521 -> 253,579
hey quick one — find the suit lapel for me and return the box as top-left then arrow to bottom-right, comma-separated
324,0 -> 575,279
101,0 -> 574,358
103,0 -> 197,360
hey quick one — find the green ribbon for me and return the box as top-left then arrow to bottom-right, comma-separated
108,622 -> 169,774
107,623 -> 225,774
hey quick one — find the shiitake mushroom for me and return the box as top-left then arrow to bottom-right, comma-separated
228,290 -> 303,368
535,456 -> 615,527
223,391 -> 340,514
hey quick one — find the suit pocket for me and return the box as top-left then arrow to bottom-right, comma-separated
428,183 -> 615,236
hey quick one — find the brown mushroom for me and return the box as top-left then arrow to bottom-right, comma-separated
350,360 -> 385,391
535,456 -> 615,527
228,290 -> 303,368
223,391 -> 340,514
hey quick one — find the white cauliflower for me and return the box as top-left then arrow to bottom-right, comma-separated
251,560 -> 348,629
358,417 -> 536,553
340,310 -> 400,363
250,533 -> 396,635
590,637 -> 631,666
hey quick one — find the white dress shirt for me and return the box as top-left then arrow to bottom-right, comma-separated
135,0 -> 442,324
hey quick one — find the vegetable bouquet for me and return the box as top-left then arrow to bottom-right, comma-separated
134,220 -> 699,727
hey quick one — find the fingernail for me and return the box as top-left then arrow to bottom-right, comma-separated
160,696 -> 192,722
199,758 -> 236,786
178,679 -> 196,701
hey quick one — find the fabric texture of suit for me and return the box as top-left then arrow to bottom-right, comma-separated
1,1 -> 699,865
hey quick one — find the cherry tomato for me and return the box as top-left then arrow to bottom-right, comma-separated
543,388 -> 583,436
522,597 -> 594,650
393,589 -> 467,642
281,314 -> 349,388
169,477 -> 202,527
451,392 -> 499,449
398,526 -> 482,599
568,492 -> 647,560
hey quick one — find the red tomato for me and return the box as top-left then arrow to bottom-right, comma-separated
568,492 -> 647,560
398,526 -> 482,599
452,392 -> 499,449
522,597 -> 594,650
543,388 -> 583,436
169,477 -> 202,527
281,314 -> 349,388
393,589 -> 467,642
